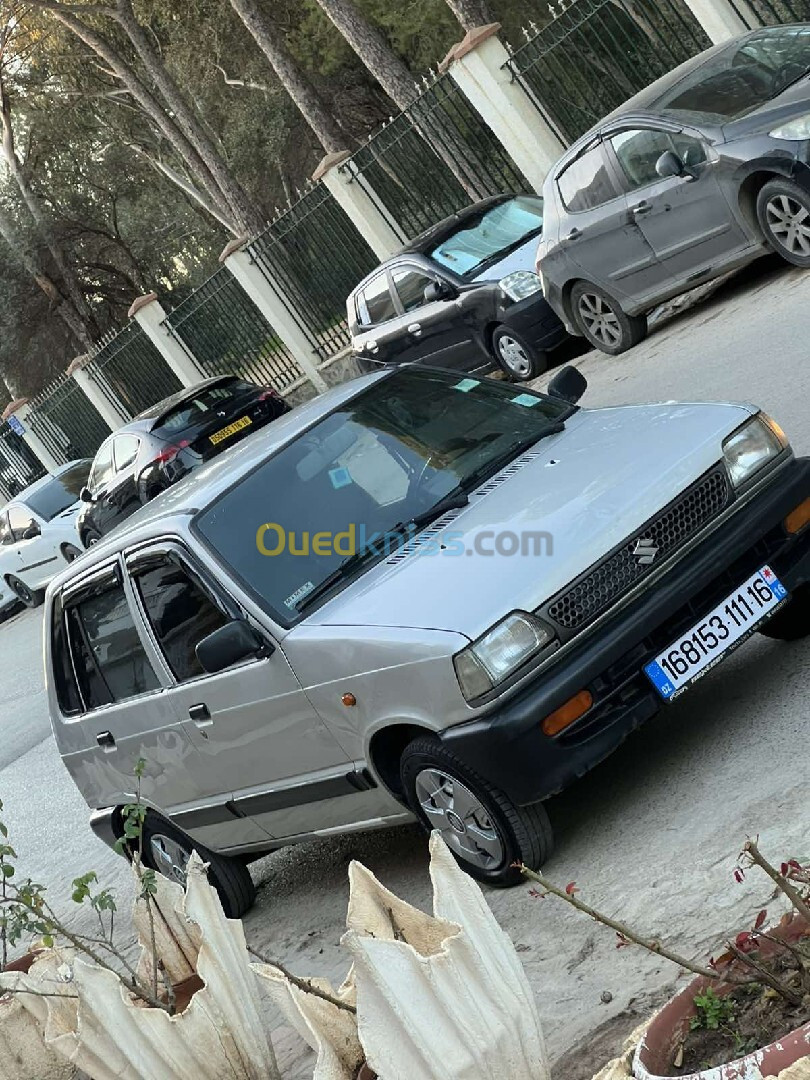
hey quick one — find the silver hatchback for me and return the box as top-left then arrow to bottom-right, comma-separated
44,367 -> 810,915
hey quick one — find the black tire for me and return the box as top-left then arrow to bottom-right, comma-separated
570,281 -> 648,355
60,543 -> 83,563
400,735 -> 554,887
756,179 -> 810,268
81,528 -> 102,549
759,584 -> 810,642
6,575 -> 44,609
490,326 -> 547,382
139,813 -> 256,919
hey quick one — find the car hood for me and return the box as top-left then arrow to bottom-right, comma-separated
56,501 -> 82,521
723,76 -> 810,137
302,401 -> 756,639
468,234 -> 541,283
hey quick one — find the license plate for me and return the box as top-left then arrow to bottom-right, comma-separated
209,415 -> 252,446
644,565 -> 788,701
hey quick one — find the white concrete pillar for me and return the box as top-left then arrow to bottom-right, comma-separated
8,403 -> 63,474
128,293 -> 208,388
221,243 -> 328,393
313,151 -> 404,260
441,26 -> 564,193
67,357 -> 127,431
680,0 -> 759,43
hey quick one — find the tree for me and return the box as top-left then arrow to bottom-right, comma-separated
443,0 -> 495,32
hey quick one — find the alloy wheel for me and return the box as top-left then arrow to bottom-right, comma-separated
414,768 -> 505,871
149,833 -> 190,886
765,194 -> 810,257
577,292 -> 623,348
496,335 -> 533,378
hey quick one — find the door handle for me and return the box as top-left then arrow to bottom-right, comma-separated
567,227 -> 583,240
632,200 -> 652,216
96,730 -> 116,751
407,323 -> 422,337
189,703 -> 213,729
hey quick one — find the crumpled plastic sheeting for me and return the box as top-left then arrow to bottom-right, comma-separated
343,831 -> 550,1080
0,854 -> 279,1080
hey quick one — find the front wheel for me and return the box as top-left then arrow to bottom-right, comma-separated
571,281 -> 648,355
756,179 -> 810,268
491,326 -> 547,381
759,584 -> 810,641
6,575 -> 43,609
400,735 -> 554,886
80,528 -> 102,549
139,813 -> 256,919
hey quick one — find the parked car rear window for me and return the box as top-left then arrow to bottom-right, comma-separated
426,196 -> 545,278
134,558 -> 229,682
25,462 -> 90,520
195,369 -> 569,627
359,274 -> 397,326
154,380 -> 254,436
558,146 -> 620,212
64,581 -> 159,711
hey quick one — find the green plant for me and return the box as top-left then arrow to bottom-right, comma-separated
690,987 -> 735,1032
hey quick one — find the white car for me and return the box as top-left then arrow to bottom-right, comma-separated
0,461 -> 91,608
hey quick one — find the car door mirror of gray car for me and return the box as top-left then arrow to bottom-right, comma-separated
655,150 -> 693,181
547,365 -> 588,404
423,280 -> 457,304
21,522 -> 40,540
195,619 -> 273,674
80,486 -> 93,503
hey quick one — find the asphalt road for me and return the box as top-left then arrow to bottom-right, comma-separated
1,253 -> 809,1076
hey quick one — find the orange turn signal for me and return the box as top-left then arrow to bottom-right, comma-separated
785,497 -> 810,536
542,690 -> 593,737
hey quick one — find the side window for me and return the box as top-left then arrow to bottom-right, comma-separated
65,581 -> 159,710
611,129 -> 674,190
134,558 -> 230,682
0,513 -> 11,545
671,132 -> 707,169
392,267 -> 435,314
360,274 -> 397,326
89,444 -> 115,493
113,434 -> 140,472
8,505 -> 34,540
557,145 -> 620,212
52,598 -> 82,716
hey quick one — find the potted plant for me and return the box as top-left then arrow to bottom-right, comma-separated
518,838 -> 810,1079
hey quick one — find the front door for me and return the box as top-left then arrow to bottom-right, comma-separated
125,544 -> 375,850
6,504 -> 55,589
387,264 -> 476,368
607,128 -> 750,289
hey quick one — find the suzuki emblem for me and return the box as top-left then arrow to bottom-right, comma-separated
633,538 -> 659,565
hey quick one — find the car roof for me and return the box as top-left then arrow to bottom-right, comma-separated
2,459 -> 90,508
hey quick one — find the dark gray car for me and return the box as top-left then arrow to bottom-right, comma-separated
537,24 -> 810,355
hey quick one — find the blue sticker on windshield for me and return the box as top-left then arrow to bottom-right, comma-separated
285,582 -> 314,610
329,467 -> 352,489
511,393 -> 540,407
453,379 -> 479,393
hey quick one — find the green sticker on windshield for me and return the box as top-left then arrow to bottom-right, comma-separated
453,378 -> 479,393
511,393 -> 540,407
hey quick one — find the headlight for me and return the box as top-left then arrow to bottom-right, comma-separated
454,612 -> 554,700
500,271 -> 544,303
770,114 -> 810,140
722,414 -> 788,489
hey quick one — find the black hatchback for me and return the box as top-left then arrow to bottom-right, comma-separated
347,194 -> 569,382
77,376 -> 289,546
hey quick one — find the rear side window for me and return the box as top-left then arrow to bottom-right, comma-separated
359,274 -> 397,326
63,581 -> 159,711
134,558 -> 229,682
114,434 -> 140,471
0,513 -> 9,545
8,505 -> 34,540
89,444 -> 115,493
558,145 -> 620,212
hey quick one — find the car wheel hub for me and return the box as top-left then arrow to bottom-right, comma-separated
766,194 -> 810,257
149,834 -> 190,886
497,335 -> 532,377
414,768 -> 505,870
578,293 -> 622,347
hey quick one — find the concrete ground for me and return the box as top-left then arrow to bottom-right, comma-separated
1,253 -> 809,1077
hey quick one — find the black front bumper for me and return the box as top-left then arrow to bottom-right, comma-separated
500,293 -> 569,352
440,459 -> 810,806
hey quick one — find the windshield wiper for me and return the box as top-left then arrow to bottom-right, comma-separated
472,227 -> 544,278
460,422 -> 565,492
296,488 -> 471,614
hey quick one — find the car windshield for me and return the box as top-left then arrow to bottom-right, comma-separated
652,25 -> 810,122
153,379 -> 254,436
25,462 -> 90,520
426,196 -> 544,278
195,369 -> 569,626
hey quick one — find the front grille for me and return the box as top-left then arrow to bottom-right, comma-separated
545,466 -> 732,633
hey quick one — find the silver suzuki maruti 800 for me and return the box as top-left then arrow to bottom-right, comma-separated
44,366 -> 810,915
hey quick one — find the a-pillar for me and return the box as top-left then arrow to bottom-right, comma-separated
5,401 -> 63,474
128,293 -> 208,388
680,0 -> 760,43
313,151 -> 404,261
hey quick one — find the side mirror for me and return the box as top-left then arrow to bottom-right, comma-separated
424,280 -> 456,304
22,522 -> 41,540
655,150 -> 687,180
80,486 -> 93,503
195,620 -> 272,674
547,365 -> 587,405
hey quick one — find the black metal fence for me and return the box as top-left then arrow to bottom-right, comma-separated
505,0 -> 711,145
0,427 -> 46,499
26,375 -> 110,465
163,267 -> 304,391
86,322 -> 182,419
340,71 -> 530,240
249,185 -> 377,360
735,0 -> 810,24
